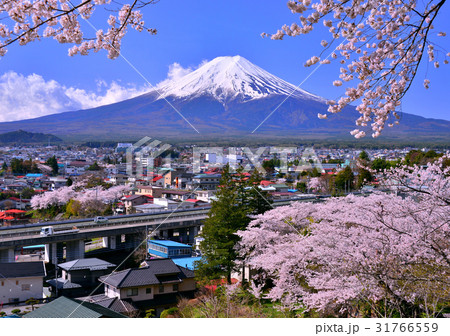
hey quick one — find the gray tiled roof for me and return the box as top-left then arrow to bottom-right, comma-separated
87,295 -> 137,314
0,261 -> 46,278
99,259 -> 194,289
58,258 -> 116,272
46,278 -> 82,289
23,296 -> 127,318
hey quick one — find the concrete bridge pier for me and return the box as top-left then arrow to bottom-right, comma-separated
0,248 -> 15,262
178,228 -> 188,244
124,234 -> 142,249
102,236 -> 117,249
188,226 -> 199,245
45,243 -> 64,264
65,240 -> 85,261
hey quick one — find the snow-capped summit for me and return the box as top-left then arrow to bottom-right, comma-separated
156,55 -> 324,103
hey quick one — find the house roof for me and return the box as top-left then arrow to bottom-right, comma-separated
172,257 -> 202,270
58,258 -> 116,272
23,296 -> 127,318
99,259 -> 194,289
149,240 -> 191,248
85,295 -> 137,314
0,261 -> 46,278
46,278 -> 83,290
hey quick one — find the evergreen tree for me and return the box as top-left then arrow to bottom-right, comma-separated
196,165 -> 272,283
334,166 -> 354,192
359,150 -> 370,161
46,156 -> 58,175
66,177 -> 73,187
87,161 -> 101,171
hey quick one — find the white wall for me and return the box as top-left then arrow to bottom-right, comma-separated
0,276 -> 44,303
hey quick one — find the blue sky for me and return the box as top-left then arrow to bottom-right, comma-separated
0,0 -> 449,122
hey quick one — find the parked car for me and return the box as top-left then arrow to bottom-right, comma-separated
94,216 -> 108,223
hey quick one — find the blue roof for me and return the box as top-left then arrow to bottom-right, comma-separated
148,240 -> 191,248
23,244 -> 45,249
287,189 -> 298,192
25,173 -> 43,177
172,257 -> 202,270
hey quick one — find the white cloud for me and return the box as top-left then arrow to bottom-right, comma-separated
156,60 -> 207,88
0,61 -> 207,122
0,71 -> 151,122
156,62 -> 194,88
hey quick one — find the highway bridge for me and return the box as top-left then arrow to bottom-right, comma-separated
0,196 -> 323,264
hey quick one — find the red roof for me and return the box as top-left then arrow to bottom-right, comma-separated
5,209 -> 27,214
260,180 -> 274,186
3,216 -> 15,220
152,176 -> 163,182
185,199 -> 201,203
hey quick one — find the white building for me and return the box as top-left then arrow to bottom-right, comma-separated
0,261 -> 46,303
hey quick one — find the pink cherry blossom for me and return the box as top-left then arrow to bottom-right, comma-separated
0,1 -> 157,59
237,157 -> 449,317
268,1 -> 449,138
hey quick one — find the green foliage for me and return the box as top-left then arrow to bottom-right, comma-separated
176,286 -> 295,318
296,181 -> 307,193
21,187 -> 36,200
46,156 -> 58,175
65,199 -> 81,217
356,169 -> 373,189
66,177 -> 73,187
196,165 -> 272,282
334,166 -> 354,192
87,161 -> 101,171
144,309 -> 155,318
11,309 -> 21,315
0,311 -> 5,317
404,150 -> 443,166
25,298 -> 39,311
10,158 -> 39,174
308,167 -> 321,177
262,158 -> 281,176
160,307 -> 179,318
359,150 -> 370,161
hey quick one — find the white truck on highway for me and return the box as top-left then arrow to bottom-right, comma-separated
40,226 -> 79,236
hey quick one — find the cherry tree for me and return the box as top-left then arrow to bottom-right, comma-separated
0,0 -> 158,59
268,1 -> 449,138
237,158 -> 449,317
31,184 -> 130,209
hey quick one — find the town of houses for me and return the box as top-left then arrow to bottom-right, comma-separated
0,142 -> 441,317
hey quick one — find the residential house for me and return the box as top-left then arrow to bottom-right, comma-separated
47,258 -> 116,298
135,185 -> 163,197
0,261 -> 46,304
88,258 -> 196,316
123,195 -> 153,213
23,296 -> 126,318
195,190 -> 217,203
192,173 -> 221,190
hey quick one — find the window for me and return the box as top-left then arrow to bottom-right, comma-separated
159,285 -> 164,293
127,288 -> 138,297
146,287 -> 152,294
173,284 -> 179,292
21,284 -> 30,291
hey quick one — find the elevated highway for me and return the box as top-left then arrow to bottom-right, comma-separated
0,195 -> 323,263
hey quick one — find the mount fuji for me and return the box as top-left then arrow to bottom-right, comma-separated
0,55 -> 448,141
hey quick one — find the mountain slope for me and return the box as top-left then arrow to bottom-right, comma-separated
0,56 -> 448,141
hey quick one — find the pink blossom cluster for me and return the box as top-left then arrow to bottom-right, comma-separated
31,184 -> 130,209
0,0 -> 157,59
268,1 -> 449,138
237,159 -> 449,316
